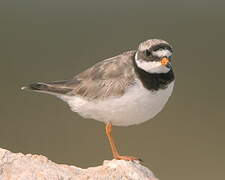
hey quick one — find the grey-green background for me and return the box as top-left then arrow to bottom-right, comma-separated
1,0 -> 225,179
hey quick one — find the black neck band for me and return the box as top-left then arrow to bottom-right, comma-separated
133,54 -> 175,91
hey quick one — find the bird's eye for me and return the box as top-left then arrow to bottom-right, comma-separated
145,50 -> 151,56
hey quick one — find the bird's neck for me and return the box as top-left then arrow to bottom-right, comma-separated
132,54 -> 175,91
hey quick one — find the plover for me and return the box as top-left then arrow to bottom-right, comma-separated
22,39 -> 175,161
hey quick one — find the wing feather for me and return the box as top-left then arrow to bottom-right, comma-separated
25,51 -> 137,100
68,51 -> 137,100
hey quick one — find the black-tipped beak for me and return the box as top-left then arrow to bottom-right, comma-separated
166,62 -> 172,68
160,57 -> 171,68
160,57 -> 169,65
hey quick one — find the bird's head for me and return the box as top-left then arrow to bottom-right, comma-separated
135,39 -> 173,74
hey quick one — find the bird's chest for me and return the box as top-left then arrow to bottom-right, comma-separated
103,80 -> 174,126
66,80 -> 174,126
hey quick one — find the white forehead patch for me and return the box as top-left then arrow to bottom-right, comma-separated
136,60 -> 170,73
152,49 -> 172,58
135,52 -> 170,74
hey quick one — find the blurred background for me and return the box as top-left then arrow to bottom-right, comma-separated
0,0 -> 225,179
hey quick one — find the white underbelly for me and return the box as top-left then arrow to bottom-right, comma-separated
59,80 -> 174,126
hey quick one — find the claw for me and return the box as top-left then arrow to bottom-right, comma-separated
105,122 -> 143,163
115,155 -> 142,162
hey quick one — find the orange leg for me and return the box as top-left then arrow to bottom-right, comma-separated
105,122 -> 141,161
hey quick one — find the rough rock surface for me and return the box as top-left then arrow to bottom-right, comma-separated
0,148 -> 158,180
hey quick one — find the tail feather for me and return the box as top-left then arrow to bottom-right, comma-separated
21,82 -> 73,95
29,83 -> 49,91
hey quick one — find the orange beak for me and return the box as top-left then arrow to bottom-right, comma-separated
160,57 -> 170,66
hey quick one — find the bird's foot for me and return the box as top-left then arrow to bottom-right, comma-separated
114,155 -> 142,162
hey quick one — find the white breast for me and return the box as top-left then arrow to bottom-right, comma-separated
59,80 -> 175,126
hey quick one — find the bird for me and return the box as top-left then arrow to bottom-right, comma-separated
22,39 -> 175,161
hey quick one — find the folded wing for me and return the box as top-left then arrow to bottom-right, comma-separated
23,51 -> 137,100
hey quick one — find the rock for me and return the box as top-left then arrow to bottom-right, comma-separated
0,148 -> 158,180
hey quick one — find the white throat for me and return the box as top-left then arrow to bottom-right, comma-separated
135,52 -> 170,74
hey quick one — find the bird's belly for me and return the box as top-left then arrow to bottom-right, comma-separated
60,81 -> 174,126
